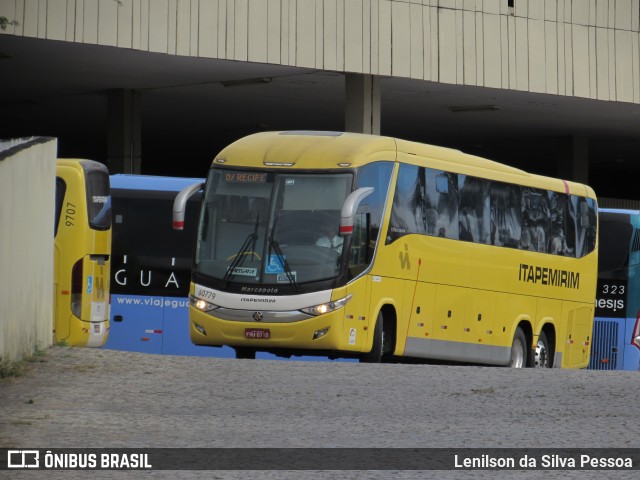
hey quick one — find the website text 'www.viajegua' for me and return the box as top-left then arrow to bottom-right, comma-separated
115,296 -> 188,309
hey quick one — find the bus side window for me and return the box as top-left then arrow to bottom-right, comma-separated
570,195 -> 598,258
355,161 -> 392,252
54,178 -> 66,237
349,211 -> 370,277
459,175 -> 490,244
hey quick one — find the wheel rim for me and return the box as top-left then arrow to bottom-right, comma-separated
510,339 -> 525,368
535,339 -> 549,368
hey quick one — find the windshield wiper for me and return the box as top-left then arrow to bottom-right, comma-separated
268,235 -> 300,292
268,212 -> 300,292
221,214 -> 259,288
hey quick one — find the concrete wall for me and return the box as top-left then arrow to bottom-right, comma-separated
1,0 -> 638,103
0,137 -> 57,361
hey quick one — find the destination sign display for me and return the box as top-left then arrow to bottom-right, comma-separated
224,172 -> 268,183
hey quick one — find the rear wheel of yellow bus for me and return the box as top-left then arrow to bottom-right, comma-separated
509,327 -> 528,368
535,330 -> 552,368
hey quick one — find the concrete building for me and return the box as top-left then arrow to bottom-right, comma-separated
1,0 -> 640,201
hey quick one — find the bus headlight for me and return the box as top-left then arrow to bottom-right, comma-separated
300,295 -> 351,316
189,294 -> 219,313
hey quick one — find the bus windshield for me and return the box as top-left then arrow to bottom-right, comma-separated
195,169 -> 353,286
599,219 -> 632,272
85,168 -> 112,230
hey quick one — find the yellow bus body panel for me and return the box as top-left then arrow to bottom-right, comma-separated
54,159 -> 111,347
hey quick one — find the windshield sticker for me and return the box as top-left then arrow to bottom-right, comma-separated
277,272 -> 296,283
265,255 -> 286,274
228,267 -> 258,277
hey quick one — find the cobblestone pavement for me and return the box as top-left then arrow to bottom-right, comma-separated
0,346 -> 638,479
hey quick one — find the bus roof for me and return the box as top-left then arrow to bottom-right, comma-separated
599,208 -> 640,215
110,174 -> 204,192
212,131 -> 595,197
214,131 -> 397,169
57,158 -> 109,173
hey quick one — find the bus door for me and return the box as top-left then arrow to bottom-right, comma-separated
343,277 -> 371,352
75,254 -> 110,347
562,303 -> 592,368
344,207 -> 375,353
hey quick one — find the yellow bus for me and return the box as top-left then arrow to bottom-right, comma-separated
173,131 -> 598,367
54,159 -> 112,347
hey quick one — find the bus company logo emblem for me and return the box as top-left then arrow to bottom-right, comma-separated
399,244 -> 410,269
7,450 -> 40,468
252,311 -> 264,322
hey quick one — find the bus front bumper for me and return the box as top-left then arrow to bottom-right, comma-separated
188,306 -> 353,352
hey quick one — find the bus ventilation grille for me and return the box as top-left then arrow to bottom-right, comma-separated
588,319 -> 619,370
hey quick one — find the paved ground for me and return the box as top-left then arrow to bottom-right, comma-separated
0,346 -> 638,479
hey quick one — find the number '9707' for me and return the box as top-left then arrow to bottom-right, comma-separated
65,202 -> 76,227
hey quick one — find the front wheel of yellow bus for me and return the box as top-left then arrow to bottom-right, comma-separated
361,312 -> 393,363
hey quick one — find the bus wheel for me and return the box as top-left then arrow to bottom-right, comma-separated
360,312 -> 385,363
534,331 -> 551,368
508,327 -> 527,368
235,347 -> 256,359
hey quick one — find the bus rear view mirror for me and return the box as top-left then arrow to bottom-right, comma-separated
173,182 -> 204,230
339,187 -> 374,236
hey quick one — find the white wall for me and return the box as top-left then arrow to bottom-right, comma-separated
1,0 -> 638,103
0,137 -> 57,361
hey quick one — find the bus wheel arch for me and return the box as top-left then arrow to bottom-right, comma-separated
509,321 -> 533,368
360,304 -> 396,363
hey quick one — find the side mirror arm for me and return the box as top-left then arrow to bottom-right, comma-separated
339,187 -> 374,236
173,182 -> 204,230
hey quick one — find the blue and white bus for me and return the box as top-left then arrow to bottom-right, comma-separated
105,174 -> 230,356
589,208 -> 640,370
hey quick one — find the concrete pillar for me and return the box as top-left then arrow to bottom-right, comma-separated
345,73 -> 381,135
557,136 -> 589,185
107,89 -> 142,174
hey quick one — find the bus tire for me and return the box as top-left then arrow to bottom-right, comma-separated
535,330 -> 552,368
235,347 -> 256,359
360,312 -> 385,363
508,327 -> 527,368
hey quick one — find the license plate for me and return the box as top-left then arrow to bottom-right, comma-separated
245,328 -> 271,339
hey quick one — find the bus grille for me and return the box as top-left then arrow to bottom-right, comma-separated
588,320 -> 619,370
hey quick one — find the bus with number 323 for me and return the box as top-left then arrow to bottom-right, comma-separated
589,208 -> 640,370
173,131 -> 598,367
